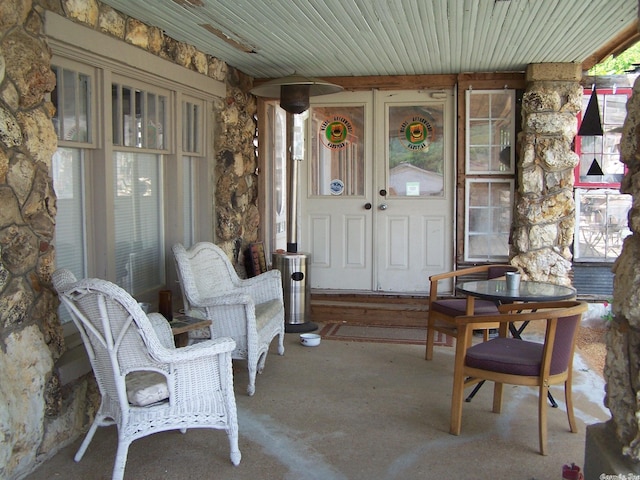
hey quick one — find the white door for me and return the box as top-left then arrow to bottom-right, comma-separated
300,91 -> 374,290
300,89 -> 454,293
373,90 -> 455,292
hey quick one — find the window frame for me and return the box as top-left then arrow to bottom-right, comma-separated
462,89 -> 517,262
464,178 -> 515,262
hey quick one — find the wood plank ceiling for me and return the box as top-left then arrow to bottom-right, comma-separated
99,0 -> 638,80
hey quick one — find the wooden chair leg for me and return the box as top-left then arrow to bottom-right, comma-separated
450,365 -> 465,435
492,382 -> 503,413
538,384 -> 549,455
450,326 -> 470,435
565,380 -> 578,433
425,318 -> 435,360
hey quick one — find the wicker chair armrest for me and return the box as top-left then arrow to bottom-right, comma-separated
151,336 -> 236,364
196,293 -> 254,308
237,269 -> 284,303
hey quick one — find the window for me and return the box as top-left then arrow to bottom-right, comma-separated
464,90 -> 516,261
465,179 -> 514,260
466,90 -> 515,174
49,28 -> 217,321
573,87 -> 632,263
575,88 -> 631,187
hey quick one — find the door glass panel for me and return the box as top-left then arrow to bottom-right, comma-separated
387,104 -> 445,197
309,106 -> 365,196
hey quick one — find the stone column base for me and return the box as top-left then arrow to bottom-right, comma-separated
585,420 -> 640,479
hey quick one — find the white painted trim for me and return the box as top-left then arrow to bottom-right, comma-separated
44,11 -> 225,100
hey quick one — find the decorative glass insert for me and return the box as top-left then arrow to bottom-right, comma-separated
387,104 -> 445,197
51,66 -> 92,143
309,105 -> 365,196
466,90 -> 515,174
465,179 -> 513,261
182,100 -> 202,154
112,83 -> 167,149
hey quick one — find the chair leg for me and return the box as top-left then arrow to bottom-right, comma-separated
425,318 -> 435,360
247,364 -> 257,396
227,415 -> 242,466
538,384 -> 549,455
74,416 -> 103,462
492,382 -> 503,414
565,380 -> 578,433
277,329 -> 285,356
112,437 -> 133,480
450,368 -> 465,435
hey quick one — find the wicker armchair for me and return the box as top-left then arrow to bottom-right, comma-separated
52,269 -> 241,480
172,242 -> 285,396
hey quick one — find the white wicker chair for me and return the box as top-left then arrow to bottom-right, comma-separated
52,269 -> 241,480
172,242 -> 285,396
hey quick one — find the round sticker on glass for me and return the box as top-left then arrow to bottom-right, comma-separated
330,179 -> 344,195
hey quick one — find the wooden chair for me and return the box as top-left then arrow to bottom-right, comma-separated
425,264 -> 519,360
52,269 -> 241,480
449,300 -> 588,455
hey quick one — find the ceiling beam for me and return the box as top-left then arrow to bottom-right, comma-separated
582,19 -> 640,72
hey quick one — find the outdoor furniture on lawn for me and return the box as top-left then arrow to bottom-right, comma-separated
425,264 -> 519,360
449,300 -> 588,455
52,269 -> 241,480
172,242 -> 285,396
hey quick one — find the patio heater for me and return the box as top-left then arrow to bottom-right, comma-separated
251,75 -> 342,332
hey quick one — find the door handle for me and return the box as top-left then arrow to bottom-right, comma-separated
364,203 -> 372,210
379,204 -> 388,210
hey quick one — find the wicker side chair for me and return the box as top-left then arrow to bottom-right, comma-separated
172,242 -> 285,396
52,269 -> 241,480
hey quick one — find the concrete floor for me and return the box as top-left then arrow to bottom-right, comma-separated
24,327 -> 609,480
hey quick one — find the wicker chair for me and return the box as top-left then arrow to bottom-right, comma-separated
52,269 -> 241,480
172,242 -> 285,396
449,300 -> 588,455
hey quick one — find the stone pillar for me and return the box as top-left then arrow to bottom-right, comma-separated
512,63 -> 583,286
0,2 -> 63,478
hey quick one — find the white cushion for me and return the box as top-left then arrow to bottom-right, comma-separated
126,371 -> 169,406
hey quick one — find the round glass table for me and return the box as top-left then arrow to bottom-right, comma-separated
456,279 -> 576,303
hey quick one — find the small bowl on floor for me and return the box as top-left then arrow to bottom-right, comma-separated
300,333 -> 321,347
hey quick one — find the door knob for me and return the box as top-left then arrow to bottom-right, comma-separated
379,204 -> 388,210
364,203 -> 372,210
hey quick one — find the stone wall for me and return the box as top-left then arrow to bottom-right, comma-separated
0,1 -> 258,478
606,75 -> 640,461
511,63 -> 583,285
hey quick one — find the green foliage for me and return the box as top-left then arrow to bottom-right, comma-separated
589,42 -> 640,75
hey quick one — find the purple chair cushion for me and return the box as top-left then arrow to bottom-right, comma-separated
465,338 -> 545,376
431,298 -> 499,317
